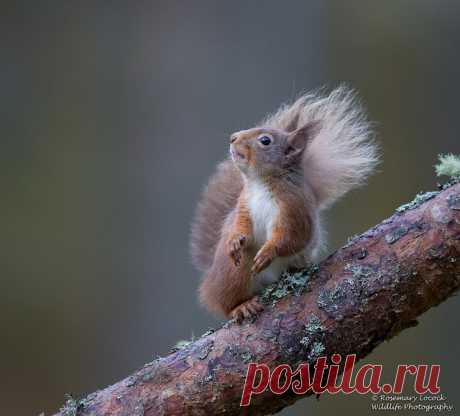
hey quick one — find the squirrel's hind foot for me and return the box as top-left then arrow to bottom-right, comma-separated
229,297 -> 264,323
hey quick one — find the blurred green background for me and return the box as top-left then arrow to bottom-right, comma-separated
2,1 -> 460,415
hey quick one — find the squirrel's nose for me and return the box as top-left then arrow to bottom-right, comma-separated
230,134 -> 238,144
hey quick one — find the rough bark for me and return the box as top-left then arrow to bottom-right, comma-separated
56,183 -> 460,416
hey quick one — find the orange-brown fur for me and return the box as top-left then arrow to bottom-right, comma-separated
198,192 -> 255,317
198,127 -> 316,321
198,183 -> 312,320
191,86 -> 379,322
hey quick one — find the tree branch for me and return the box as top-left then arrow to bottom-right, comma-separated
56,183 -> 460,416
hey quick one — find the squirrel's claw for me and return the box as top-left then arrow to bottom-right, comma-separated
227,234 -> 246,266
230,298 -> 264,323
251,246 -> 276,275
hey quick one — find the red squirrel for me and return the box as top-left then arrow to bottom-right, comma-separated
190,86 -> 379,322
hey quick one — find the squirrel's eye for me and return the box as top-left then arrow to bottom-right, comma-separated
258,135 -> 272,146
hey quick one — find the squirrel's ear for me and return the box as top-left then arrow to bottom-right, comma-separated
284,112 -> 300,132
285,121 -> 320,160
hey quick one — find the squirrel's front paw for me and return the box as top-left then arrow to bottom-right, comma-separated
251,245 -> 276,275
227,234 -> 246,266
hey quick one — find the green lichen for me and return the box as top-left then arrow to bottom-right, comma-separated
77,393 -> 96,410
300,314 -> 323,347
299,336 -> 310,347
240,351 -> 253,363
317,286 -> 342,311
396,191 -> 439,214
436,154 -> 460,179
59,392 -> 97,415
317,278 -> 361,319
170,327 -> 215,357
385,224 -> 410,244
305,315 -> 323,334
142,372 -> 154,383
345,263 -> 374,279
436,154 -> 460,190
198,340 -> 214,360
170,332 -> 198,352
59,394 -> 78,416
60,395 -> 78,416
201,328 -> 215,337
172,339 -> 193,351
395,154 -> 460,215
200,373 -> 214,385
440,178 -> 460,190
260,264 -> 319,306
308,341 -> 325,361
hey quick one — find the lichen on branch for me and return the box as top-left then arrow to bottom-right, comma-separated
435,153 -> 460,179
52,177 -> 460,416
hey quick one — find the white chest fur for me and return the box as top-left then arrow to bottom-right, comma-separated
246,180 -> 279,246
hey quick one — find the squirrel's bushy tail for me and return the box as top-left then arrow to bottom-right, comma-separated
262,85 -> 379,210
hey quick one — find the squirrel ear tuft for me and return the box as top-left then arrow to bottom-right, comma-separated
285,121 -> 320,160
284,112 -> 300,132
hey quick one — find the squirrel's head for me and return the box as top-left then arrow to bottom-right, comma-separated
229,122 -> 318,178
